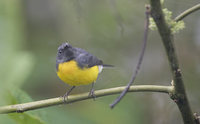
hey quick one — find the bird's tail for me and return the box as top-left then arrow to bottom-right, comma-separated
103,64 -> 114,68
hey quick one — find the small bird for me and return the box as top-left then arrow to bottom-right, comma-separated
56,42 -> 113,101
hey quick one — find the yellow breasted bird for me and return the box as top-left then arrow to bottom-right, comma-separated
56,43 -> 113,101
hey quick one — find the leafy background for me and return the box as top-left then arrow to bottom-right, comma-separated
0,0 -> 199,124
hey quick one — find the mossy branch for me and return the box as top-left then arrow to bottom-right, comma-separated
0,85 -> 173,114
150,0 -> 199,124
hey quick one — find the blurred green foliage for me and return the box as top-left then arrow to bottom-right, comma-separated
0,0 -> 45,123
0,0 -> 200,124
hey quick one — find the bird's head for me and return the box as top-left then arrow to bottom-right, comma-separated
56,42 -> 74,63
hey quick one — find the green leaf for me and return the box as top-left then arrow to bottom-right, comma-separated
2,87 -> 46,124
8,113 -> 45,124
4,87 -> 33,105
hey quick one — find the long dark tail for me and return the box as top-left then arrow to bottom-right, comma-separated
103,64 -> 114,68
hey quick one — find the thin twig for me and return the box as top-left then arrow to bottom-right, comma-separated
109,5 -> 151,109
175,3 -> 200,22
0,85 -> 174,114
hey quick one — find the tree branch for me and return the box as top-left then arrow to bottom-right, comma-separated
150,0 -> 198,124
175,3 -> 200,22
0,85 -> 173,114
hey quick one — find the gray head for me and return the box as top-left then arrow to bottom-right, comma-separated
56,43 -> 74,65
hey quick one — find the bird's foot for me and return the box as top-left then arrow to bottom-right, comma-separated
88,89 -> 96,101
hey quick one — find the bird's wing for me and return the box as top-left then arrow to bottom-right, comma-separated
74,48 -> 103,68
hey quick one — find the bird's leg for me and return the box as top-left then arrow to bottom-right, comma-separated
88,82 -> 96,100
63,86 -> 76,103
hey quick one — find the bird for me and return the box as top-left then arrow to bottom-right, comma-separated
56,42 -> 113,101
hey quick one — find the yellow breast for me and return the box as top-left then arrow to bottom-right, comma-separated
57,60 -> 99,86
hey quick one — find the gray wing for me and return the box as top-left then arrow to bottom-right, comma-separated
74,48 -> 103,68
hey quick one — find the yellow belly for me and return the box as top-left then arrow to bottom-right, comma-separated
57,60 -> 99,86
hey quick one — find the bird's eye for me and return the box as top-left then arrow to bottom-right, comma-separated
58,50 -> 62,54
